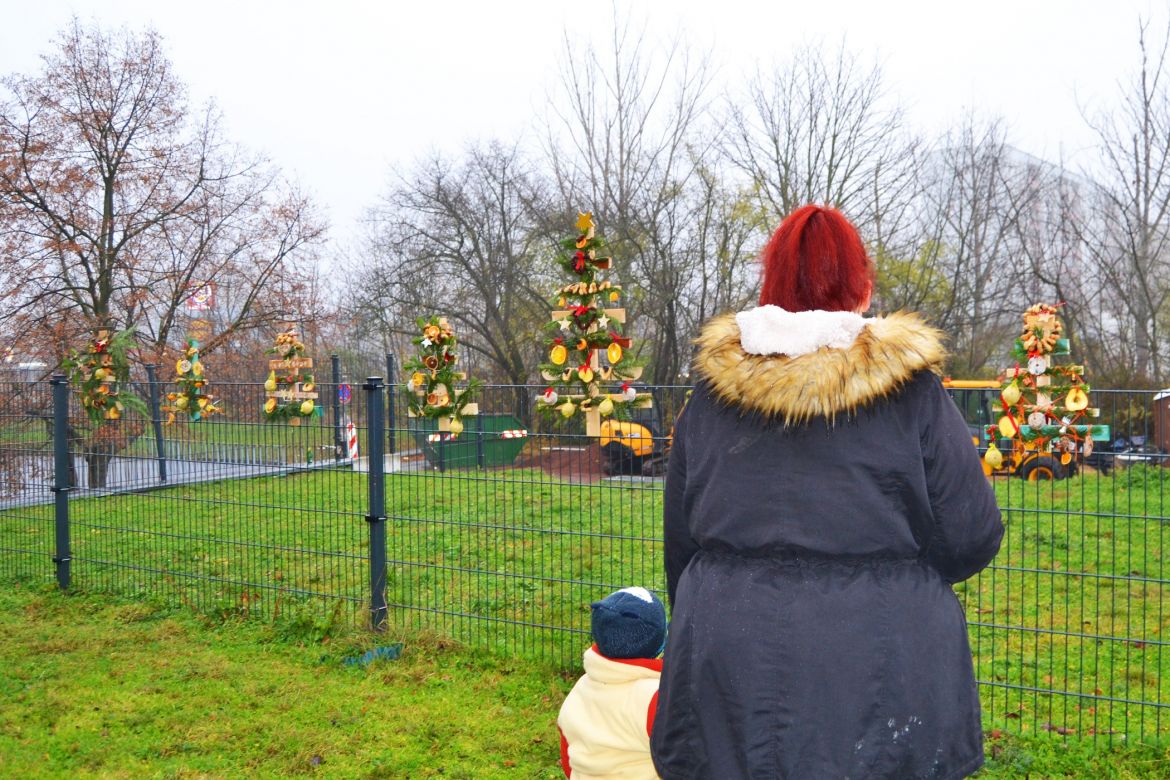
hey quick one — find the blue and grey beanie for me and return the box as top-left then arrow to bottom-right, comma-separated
590,586 -> 667,660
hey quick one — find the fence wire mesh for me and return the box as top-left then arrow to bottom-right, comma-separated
0,379 -> 54,581
0,368 -> 1166,743
959,389 -> 1169,740
380,383 -> 682,670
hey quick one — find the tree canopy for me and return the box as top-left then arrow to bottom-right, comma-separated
0,19 -> 325,364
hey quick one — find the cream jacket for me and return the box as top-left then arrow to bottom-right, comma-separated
557,645 -> 662,779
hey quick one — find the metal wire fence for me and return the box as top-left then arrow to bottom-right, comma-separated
0,378 -> 53,583
961,389 -> 1170,741
0,364 -> 1166,744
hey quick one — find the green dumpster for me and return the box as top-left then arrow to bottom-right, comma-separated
409,413 -> 528,469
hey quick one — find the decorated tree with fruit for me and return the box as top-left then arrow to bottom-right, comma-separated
403,316 -> 480,435
162,338 -> 221,424
62,329 -> 147,425
537,212 -> 648,435
60,328 -> 149,488
262,328 -> 321,425
984,303 -> 1101,471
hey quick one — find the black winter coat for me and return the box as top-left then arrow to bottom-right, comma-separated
650,311 -> 1004,780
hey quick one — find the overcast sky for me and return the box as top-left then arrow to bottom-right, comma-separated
1,0 -> 1165,252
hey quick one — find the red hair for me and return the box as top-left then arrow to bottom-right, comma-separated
758,205 -> 873,312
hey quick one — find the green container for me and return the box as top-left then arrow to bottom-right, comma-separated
409,413 -> 527,469
1020,423 -> 1111,442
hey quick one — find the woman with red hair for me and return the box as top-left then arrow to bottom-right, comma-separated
651,205 -> 1002,779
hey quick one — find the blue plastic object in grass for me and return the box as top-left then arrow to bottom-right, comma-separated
343,644 -> 403,667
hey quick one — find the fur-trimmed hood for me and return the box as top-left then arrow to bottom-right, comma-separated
693,308 -> 946,424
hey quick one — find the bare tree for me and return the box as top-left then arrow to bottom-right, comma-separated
993,155 -> 1135,383
0,19 -> 324,364
686,164 -> 764,327
1079,17 -> 1170,384
0,20 -> 324,487
544,18 -> 716,382
724,43 -> 921,239
340,18 -> 1170,391
358,141 -> 553,385
913,117 -> 1023,374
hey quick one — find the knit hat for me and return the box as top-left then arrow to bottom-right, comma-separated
590,587 -> 667,660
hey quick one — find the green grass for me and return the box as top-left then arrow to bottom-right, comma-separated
121,416 -> 345,465
0,465 -> 663,667
1,462 -> 1167,755
1,412 -> 450,471
0,586 -> 1166,778
0,410 -> 358,468
0,423 -> 48,447
963,470 -> 1170,739
979,730 -> 1169,777
0,585 -> 570,779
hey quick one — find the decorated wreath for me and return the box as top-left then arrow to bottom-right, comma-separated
403,316 -> 480,435
262,328 -> 321,424
1020,303 -> 1064,354
163,338 -> 221,423
61,328 -> 147,423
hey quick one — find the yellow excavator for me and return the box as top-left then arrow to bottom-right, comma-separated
943,379 -> 1110,480
600,379 -> 1112,480
599,390 -> 673,476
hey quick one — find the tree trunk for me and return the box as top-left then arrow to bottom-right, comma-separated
84,450 -> 112,490
80,419 -> 144,489
1134,297 -> 1153,382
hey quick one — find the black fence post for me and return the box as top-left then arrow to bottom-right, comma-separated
331,355 -> 343,462
385,353 -> 397,455
475,413 -> 486,469
50,374 -> 72,590
364,376 -> 388,632
144,364 -> 168,483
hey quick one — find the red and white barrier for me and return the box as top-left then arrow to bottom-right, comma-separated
346,419 -> 359,459
426,429 -> 528,442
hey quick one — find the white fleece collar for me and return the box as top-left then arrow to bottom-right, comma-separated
735,305 -> 868,356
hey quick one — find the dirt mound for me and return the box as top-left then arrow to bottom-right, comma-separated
515,444 -> 605,484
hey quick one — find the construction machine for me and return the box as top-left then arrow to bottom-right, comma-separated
943,379 -> 1111,480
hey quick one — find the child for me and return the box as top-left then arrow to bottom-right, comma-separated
557,586 -> 666,779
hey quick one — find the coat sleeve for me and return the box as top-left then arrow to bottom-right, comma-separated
627,678 -> 660,745
917,374 -> 1004,583
664,399 -> 699,607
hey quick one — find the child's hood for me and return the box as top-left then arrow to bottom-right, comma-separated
583,644 -> 663,684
